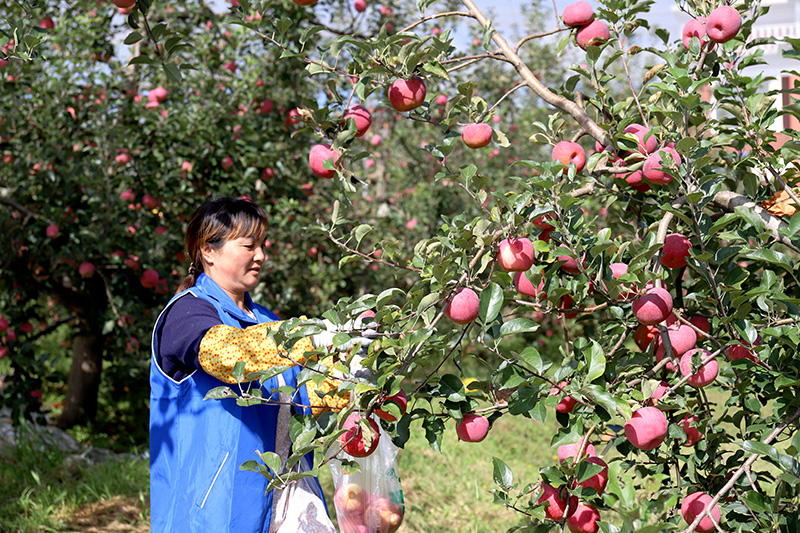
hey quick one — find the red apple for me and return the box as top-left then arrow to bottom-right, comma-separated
340,413 -> 380,457
622,123 -> 657,155
655,323 -> 698,358
374,388 -> 407,422
111,0 -> 136,7
462,123 -> 493,149
39,18 -> 55,29
456,413 -> 490,442
334,483 -> 368,515
532,213 -> 555,230
607,262 -> 637,299
388,77 -> 426,112
683,17 -> 709,50
445,287 -> 480,324
364,497 -> 403,533
649,380 -> 670,404
78,262 -> 96,278
681,491 -> 721,533
0,317 -> 8,333
497,237 -> 534,272
624,406 -> 668,450
549,381 -> 577,414
141,269 -> 159,289
309,143 -> 341,179
293,0 -> 319,5
680,348 -> 718,388
661,233 -> 692,268
536,484 -> 571,521
143,194 -> 160,210
680,414 -> 703,446
557,254 -> 583,275
286,107 -> 302,125
149,86 -> 168,102
705,6 -> 742,44
632,286 -> 673,325
576,456 -> 609,495
634,324 -> 658,351
0,345 -> 7,359
552,141 -> 586,172
557,441 -> 597,464
344,105 -> 372,137
115,152 -> 132,165
567,502 -> 600,533
46,224 -> 59,239
513,271 -> 547,299
354,0 -> 367,11
624,170 -> 651,193
643,147 -> 681,185
562,1 -> 593,27
727,337 -> 760,362
689,316 -> 711,340
576,20 -> 610,49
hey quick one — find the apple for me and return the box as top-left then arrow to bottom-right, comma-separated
445,287 -> 480,324
149,86 -> 168,102
532,213 -> 555,230
309,143 -> 341,179
557,254 -> 583,275
634,324 -> 658,351
552,141 -> 586,172
364,497 -> 403,533
388,77 -> 426,112
624,170 -> 650,193
655,323 -> 698,358
680,348 -> 718,387
46,224 -> 59,239
557,442 -> 597,464
576,456 -> 609,495
374,388 -> 407,422
462,123 -> 493,149
434,94 -> 448,105
497,237 -> 534,272
456,413 -> 490,442
632,286 -> 673,325
78,262 -> 96,278
567,502 -> 600,533
286,107 -> 302,125
576,20 -> 610,49
683,17 -> 709,50
562,1 -> 593,27
0,317 -> 8,333
624,406 -> 668,450
143,194 -> 160,210
680,414 -> 703,446
649,380 -> 670,404
550,381 -> 578,414
622,123 -> 658,155
661,233 -> 692,268
689,316 -> 711,340
39,18 -> 55,30
681,491 -> 721,533
607,262 -> 636,299
111,0 -> 136,7
334,483 -> 368,515
0,346 -> 6,359
293,0 -> 319,5
643,147 -> 681,184
120,189 -> 135,202
344,105 -> 372,137
141,269 -> 159,289
115,152 -> 132,165
513,271 -> 547,299
340,412 -> 380,457
706,5 -> 742,44
727,337 -> 760,362
354,0 -> 367,11
536,484 -> 571,521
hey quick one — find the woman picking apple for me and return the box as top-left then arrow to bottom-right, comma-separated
149,197 -> 373,533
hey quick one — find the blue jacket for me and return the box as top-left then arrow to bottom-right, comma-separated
149,274 -> 323,533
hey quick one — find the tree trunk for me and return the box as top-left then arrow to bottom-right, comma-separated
57,327 -> 104,427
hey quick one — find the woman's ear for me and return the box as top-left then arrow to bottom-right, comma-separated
199,243 -> 215,267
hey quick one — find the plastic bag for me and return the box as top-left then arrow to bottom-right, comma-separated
329,424 -> 404,533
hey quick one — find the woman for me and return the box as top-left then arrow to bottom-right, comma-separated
149,197 -> 356,533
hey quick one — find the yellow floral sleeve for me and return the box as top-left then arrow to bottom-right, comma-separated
197,321 -> 350,416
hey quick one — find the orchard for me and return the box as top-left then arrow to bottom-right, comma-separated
3,0 -> 800,531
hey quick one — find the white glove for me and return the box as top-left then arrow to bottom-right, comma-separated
310,318 -> 377,352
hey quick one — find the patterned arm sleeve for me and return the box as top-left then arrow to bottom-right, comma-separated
198,321 -> 314,384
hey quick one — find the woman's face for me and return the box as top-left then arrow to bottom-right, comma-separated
201,234 -> 266,299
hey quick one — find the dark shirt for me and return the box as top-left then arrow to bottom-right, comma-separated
155,294 -> 223,381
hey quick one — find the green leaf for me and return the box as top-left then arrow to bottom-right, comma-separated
745,249 -> 794,270
479,282 -> 503,323
492,457 -> 513,489
124,31 -> 143,45
499,318 -> 539,336
258,451 -> 283,474
585,340 -> 606,382
438,374 -> 466,402
740,441 -> 800,477
204,386 -> 236,400
164,63 -> 182,83
232,361 -> 246,383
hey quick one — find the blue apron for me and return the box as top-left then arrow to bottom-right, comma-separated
149,273 -> 322,533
